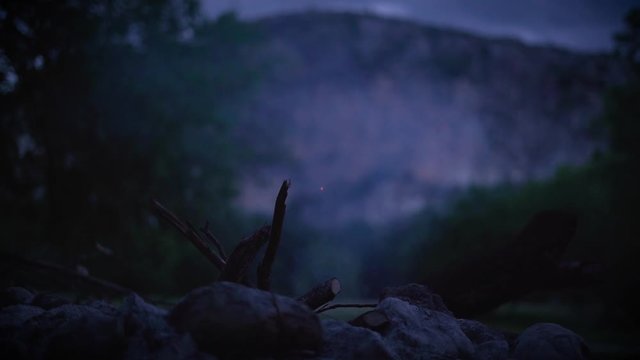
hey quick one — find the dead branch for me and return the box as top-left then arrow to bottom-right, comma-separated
349,309 -> 389,331
201,221 -> 227,261
315,303 -> 377,314
297,277 -> 341,310
218,226 -> 271,283
0,253 -> 132,297
152,199 -> 226,271
257,180 -> 290,290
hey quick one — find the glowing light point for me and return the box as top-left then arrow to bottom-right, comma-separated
320,186 -> 325,192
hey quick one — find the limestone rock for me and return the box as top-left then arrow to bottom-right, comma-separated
168,281 -> 323,357
0,287 -> 34,308
317,319 -> 397,360
378,297 -> 474,359
459,319 -> 509,360
380,283 -> 452,315
513,323 -> 590,360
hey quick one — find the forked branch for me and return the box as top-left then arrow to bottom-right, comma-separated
152,199 -> 226,271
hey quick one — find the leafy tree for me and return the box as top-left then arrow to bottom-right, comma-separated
394,7 -> 640,329
0,1 -> 264,293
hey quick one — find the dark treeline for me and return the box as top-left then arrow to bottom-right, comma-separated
364,8 -> 640,331
0,1 -> 276,293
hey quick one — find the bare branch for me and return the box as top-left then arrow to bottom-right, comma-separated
201,221 -> 227,261
315,303 -> 378,314
297,278 -> 341,310
219,226 -> 270,283
152,199 -> 226,271
0,253 -> 132,297
257,180 -> 290,290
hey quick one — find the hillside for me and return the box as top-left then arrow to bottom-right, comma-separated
231,11 -> 619,227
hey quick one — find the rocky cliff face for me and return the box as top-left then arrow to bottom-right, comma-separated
232,11 -> 619,227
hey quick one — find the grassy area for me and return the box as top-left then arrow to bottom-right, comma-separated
478,302 -> 640,360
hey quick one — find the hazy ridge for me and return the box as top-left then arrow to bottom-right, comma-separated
231,11 -> 619,227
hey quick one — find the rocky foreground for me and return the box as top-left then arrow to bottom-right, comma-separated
0,282 -> 589,360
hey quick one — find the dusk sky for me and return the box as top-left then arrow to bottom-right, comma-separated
202,0 -> 637,52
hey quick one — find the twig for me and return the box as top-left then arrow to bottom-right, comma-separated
315,303 -> 378,314
218,226 -> 270,283
297,277 -> 341,310
0,253 -> 132,296
152,199 -> 226,271
257,180 -> 290,290
200,221 -> 227,261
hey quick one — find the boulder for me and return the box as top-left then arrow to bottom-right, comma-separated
117,293 -> 170,337
513,323 -> 590,360
316,319 -> 397,360
380,283 -> 452,316
377,297 -> 474,359
117,293 -> 215,359
458,319 -> 509,360
0,304 -> 44,337
0,287 -> 34,308
31,292 -> 72,310
168,281 -> 323,357
16,303 -> 123,359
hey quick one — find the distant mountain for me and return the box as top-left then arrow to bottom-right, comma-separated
230,11 -> 620,227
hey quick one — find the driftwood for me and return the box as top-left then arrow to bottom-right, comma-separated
200,221 -> 227,261
218,226 -> 270,283
297,277 -> 341,310
155,180 -> 335,308
424,210 -> 597,317
152,200 -> 226,271
257,180 -> 290,290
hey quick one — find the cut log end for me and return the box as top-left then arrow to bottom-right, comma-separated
297,277 -> 342,310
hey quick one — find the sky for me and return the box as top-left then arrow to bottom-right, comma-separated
201,0 -> 637,52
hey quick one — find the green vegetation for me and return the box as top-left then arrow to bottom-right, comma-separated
0,1 -> 270,294
396,8 -> 640,334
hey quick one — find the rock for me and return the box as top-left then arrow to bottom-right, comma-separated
31,292 -> 72,310
316,319 -> 397,360
16,303 -> 123,359
0,304 -> 44,337
85,299 -> 119,317
376,297 -> 473,359
513,323 -> 590,360
123,331 -> 217,360
0,287 -> 34,308
117,293 -> 170,337
168,281 -> 323,357
380,283 -> 452,316
459,319 -> 509,360
117,293 -> 214,359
